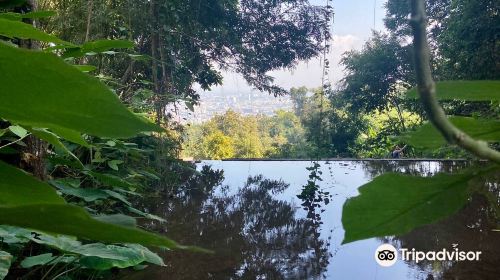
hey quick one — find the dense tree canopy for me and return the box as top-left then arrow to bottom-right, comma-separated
39,0 -> 331,123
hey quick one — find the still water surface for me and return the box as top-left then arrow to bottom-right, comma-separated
125,160 -> 499,280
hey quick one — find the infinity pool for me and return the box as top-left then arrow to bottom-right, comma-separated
123,160 -> 499,280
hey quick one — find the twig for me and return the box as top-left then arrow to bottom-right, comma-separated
409,0 -> 500,163
0,133 -> 32,150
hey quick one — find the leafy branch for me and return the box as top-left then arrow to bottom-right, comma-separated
409,0 -> 500,163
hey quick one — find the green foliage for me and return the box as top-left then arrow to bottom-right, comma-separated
20,253 -> 57,268
9,230 -> 165,270
0,10 -> 56,21
0,251 -> 11,280
201,131 -> 234,159
0,43 -> 160,138
0,17 -> 72,45
0,160 -> 182,248
406,80 -> 500,101
438,0 -> 500,79
183,110 -> 312,159
342,170 -> 477,243
402,117 -> 500,149
62,39 -> 134,58
338,32 -> 413,113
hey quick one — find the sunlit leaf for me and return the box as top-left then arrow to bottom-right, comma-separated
20,253 -> 56,268
8,125 -> 28,138
406,80 -> 500,101
78,244 -> 163,270
0,43 -> 161,138
50,126 -> 90,147
107,159 -> 123,171
0,250 -> 12,280
0,225 -> 31,244
342,171 -> 476,244
401,116 -> 500,149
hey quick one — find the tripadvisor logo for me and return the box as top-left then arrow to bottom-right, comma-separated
375,244 -> 482,267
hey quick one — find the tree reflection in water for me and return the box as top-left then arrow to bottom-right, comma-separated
125,165 -> 329,280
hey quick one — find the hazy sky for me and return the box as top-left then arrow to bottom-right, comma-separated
201,0 -> 388,95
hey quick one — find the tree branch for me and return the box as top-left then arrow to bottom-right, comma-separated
409,0 -> 500,163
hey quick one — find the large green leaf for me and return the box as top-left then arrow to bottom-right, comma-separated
0,161 -> 187,249
401,116 -> 500,149
0,43 -> 161,138
77,244 -> 163,270
0,251 -> 12,280
0,225 -> 32,244
406,80 -> 500,101
50,179 -> 110,202
27,233 -> 164,270
0,18 -> 72,45
0,204 -> 185,249
342,171 -> 474,244
0,11 -> 56,21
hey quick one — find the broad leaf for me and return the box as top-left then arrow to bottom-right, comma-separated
0,251 -> 12,280
8,125 -> 28,138
27,233 -> 164,270
0,161 -> 186,249
0,18 -> 72,45
0,204 -> 185,249
342,171 -> 474,244
20,253 -> 56,268
401,116 -> 500,149
0,225 -> 32,244
50,127 -> 90,147
50,179 -> 110,202
78,244 -> 163,270
0,43 -> 161,138
107,159 -> 123,171
406,80 -> 500,101
0,11 -> 56,21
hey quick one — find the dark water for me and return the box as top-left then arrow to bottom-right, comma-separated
123,160 -> 499,280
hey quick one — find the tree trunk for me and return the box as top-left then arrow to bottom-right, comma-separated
22,0 -> 48,180
85,0 -> 93,42
150,0 -> 163,125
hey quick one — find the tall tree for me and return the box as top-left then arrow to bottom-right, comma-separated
438,0 -> 500,79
